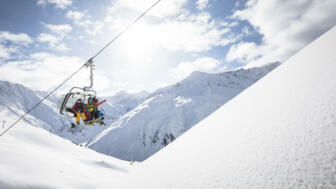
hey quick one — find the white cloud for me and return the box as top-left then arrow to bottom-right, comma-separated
42,23 -> 72,37
107,0 -> 188,19
170,57 -> 226,80
56,43 -> 69,51
0,53 -> 111,92
242,26 -> 253,36
104,1 -> 242,53
110,81 -> 129,89
29,52 -> 54,60
37,23 -> 72,51
0,44 -> 23,60
85,21 -> 104,36
0,44 -> 12,59
228,21 -> 239,28
230,0 -> 336,66
158,14 -> 239,52
0,31 -> 33,59
37,0 -> 72,9
0,54 -> 82,91
115,12 -> 238,53
0,31 -> 33,46
37,33 -> 60,46
66,10 -> 85,21
226,42 -> 264,63
37,33 -> 69,51
154,81 -> 169,89
196,0 -> 209,10
66,10 -> 88,26
66,10 -> 103,35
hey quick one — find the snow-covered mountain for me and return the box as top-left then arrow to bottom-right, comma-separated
0,81 -> 68,131
0,81 -> 148,144
88,62 -> 280,161
102,90 -> 149,121
109,25 -> 336,189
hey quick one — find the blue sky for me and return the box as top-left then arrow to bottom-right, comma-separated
0,0 -> 335,94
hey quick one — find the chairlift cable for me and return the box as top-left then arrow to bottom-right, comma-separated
0,0 -> 162,137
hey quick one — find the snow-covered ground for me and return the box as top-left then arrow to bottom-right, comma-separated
0,108 -> 132,189
109,26 -> 336,188
88,63 -> 279,161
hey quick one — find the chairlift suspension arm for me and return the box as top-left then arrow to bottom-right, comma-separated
84,58 -> 94,91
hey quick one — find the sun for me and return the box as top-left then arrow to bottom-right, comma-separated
119,22 -> 159,65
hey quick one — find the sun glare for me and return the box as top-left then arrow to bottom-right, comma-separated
120,23 -> 159,66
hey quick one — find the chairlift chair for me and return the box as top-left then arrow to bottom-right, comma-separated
59,59 -> 97,118
60,87 -> 96,118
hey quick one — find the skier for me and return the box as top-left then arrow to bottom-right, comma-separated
87,97 -> 95,114
91,97 -> 106,125
71,99 -> 87,128
85,97 -> 95,125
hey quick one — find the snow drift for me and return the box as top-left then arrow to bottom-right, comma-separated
111,26 -> 336,188
88,63 -> 279,161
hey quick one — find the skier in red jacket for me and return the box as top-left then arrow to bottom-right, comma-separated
72,99 -> 87,126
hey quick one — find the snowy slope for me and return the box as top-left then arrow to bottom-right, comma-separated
102,90 -> 149,121
110,26 -> 336,188
0,108 -> 131,188
0,81 -> 67,131
88,63 -> 279,161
